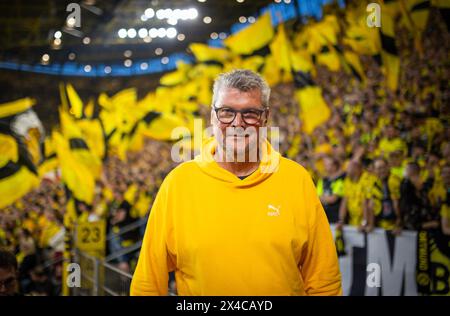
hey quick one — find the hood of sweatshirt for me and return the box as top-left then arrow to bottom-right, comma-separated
194,137 -> 281,188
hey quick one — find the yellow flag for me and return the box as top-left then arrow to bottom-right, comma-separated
224,12 -> 274,55
316,45 -> 341,72
270,24 -> 293,72
0,98 -> 35,118
141,112 -> 187,141
66,83 -> 84,118
53,131 -> 96,204
160,62 -> 191,86
0,133 -> 39,209
295,86 -> 331,134
189,43 -> 231,62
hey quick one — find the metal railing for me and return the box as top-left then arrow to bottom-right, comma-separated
72,249 -> 133,296
102,261 -> 133,296
106,217 -> 147,241
105,240 -> 142,263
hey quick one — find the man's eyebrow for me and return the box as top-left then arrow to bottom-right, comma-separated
218,105 -> 265,110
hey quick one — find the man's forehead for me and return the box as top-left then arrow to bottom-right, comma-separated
217,87 -> 262,100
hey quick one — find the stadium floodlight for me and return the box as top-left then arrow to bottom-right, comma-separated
145,8 -> 155,18
149,28 -> 158,38
187,8 -> 198,19
156,9 -> 165,19
157,28 -> 166,38
127,28 -> 137,38
166,27 -> 177,39
138,28 -> 148,38
118,28 -> 127,38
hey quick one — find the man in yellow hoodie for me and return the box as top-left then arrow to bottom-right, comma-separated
131,69 -> 342,296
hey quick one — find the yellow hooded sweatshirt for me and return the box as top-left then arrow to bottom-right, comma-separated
130,137 -> 342,296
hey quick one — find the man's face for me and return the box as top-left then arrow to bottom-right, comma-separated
0,267 -> 18,296
323,157 -> 337,175
385,126 -> 396,139
374,160 -> 389,179
211,87 -> 268,162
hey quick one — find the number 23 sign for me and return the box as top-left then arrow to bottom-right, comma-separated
76,220 -> 106,252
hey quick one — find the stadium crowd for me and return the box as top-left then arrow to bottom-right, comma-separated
0,4 -> 449,296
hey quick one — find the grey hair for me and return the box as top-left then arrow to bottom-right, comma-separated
212,69 -> 271,108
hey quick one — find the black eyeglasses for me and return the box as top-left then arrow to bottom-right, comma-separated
213,107 -> 268,125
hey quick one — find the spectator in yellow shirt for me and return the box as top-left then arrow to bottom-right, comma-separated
337,160 -> 367,229
377,126 -> 407,158
366,158 -> 402,234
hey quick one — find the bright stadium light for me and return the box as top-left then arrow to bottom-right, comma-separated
124,59 -> 132,67
104,66 -> 112,73
155,47 -> 163,55
140,62 -> 148,70
157,27 -> 166,38
145,8 -> 155,18
166,27 -> 177,38
149,28 -> 158,38
83,37 -> 91,44
84,65 -> 92,72
161,57 -> 169,64
118,28 -> 127,38
167,18 -> 178,25
177,33 -> 185,41
138,28 -> 148,38
41,53 -> 50,64
172,9 -> 182,19
156,9 -> 165,19
203,16 -> 212,24
54,31 -> 62,39
187,8 -> 198,19
124,50 -> 132,58
66,17 -> 76,27
127,28 -> 137,38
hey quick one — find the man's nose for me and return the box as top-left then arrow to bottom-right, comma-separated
231,112 -> 245,127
